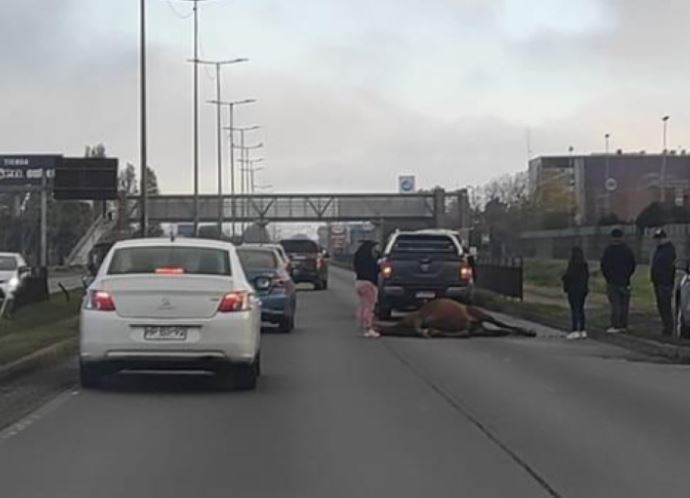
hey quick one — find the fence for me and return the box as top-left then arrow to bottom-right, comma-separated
474,256 -> 523,300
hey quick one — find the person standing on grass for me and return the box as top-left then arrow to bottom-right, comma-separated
650,228 -> 676,336
600,228 -> 636,333
562,246 -> 589,340
353,240 -> 381,338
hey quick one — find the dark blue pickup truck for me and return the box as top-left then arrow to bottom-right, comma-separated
376,230 -> 474,320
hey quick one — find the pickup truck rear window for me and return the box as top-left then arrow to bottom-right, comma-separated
280,240 -> 319,254
389,235 -> 460,258
108,247 -> 231,276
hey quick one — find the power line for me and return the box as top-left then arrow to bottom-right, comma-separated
164,0 -> 194,19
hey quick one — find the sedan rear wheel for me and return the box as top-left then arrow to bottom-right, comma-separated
234,362 -> 258,391
79,362 -> 103,389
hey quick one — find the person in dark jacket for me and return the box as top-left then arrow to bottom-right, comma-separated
562,246 -> 589,340
600,228 -> 636,333
651,228 -> 676,335
353,240 -> 381,338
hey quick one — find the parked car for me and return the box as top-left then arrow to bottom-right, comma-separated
376,230 -> 474,320
279,238 -> 329,290
237,245 -> 297,332
79,238 -> 262,390
0,252 -> 30,303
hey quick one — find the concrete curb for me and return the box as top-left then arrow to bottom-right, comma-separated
0,337 -> 78,383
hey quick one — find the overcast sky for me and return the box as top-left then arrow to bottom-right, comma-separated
1,0 -> 689,194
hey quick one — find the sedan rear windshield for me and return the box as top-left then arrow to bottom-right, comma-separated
389,235 -> 460,259
0,256 -> 17,271
237,249 -> 279,270
108,247 -> 231,276
280,240 -> 319,254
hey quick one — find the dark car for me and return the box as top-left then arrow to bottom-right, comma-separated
237,246 -> 297,332
376,230 -> 473,320
279,239 -> 329,290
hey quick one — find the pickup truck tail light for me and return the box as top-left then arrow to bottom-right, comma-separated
88,290 -> 116,312
381,261 -> 393,279
316,256 -> 324,270
460,261 -> 474,283
218,291 -> 251,312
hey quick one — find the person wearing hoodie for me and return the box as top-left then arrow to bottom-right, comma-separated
600,228 -> 636,333
562,246 -> 590,340
650,229 -> 677,336
353,240 -> 381,338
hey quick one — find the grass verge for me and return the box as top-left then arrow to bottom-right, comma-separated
0,290 -> 82,366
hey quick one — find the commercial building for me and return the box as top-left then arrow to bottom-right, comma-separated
529,152 -> 690,225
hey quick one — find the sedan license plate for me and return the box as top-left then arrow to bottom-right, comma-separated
416,291 -> 436,299
143,326 -> 188,341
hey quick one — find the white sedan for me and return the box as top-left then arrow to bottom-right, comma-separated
80,238 -> 262,390
0,252 -> 29,303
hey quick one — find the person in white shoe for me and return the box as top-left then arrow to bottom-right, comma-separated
561,246 -> 589,340
600,228 -> 636,333
353,240 -> 381,338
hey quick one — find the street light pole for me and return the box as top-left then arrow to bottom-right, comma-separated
139,0 -> 148,237
661,115 -> 670,203
214,99 -> 256,239
197,58 -> 249,237
568,146 -> 574,227
604,133 -> 611,215
228,125 -> 261,232
178,0 -> 211,236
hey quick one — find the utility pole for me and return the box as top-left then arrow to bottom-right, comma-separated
179,0 -> 210,236
230,126 -> 261,232
140,0 -> 148,237
40,169 -> 47,267
604,133 -> 611,215
216,99 -> 256,238
661,115 -> 670,203
198,59 -> 248,237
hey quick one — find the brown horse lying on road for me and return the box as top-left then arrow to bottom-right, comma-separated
374,298 -> 536,338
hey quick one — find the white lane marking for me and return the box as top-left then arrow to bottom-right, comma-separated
0,389 -> 79,445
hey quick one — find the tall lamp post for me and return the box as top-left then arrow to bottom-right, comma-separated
228,126 -> 261,230
604,133 -> 611,215
178,0 -> 211,235
661,115 -> 670,203
196,58 -> 249,236
139,0 -> 148,236
213,99 -> 256,238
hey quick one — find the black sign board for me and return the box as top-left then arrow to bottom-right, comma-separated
53,158 -> 118,200
0,155 -> 59,188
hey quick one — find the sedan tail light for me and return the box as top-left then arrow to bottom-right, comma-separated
88,290 -> 116,312
218,291 -> 251,312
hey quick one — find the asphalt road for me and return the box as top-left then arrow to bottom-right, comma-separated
1,266 -> 690,497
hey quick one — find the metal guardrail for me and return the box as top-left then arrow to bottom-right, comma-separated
475,256 -> 523,300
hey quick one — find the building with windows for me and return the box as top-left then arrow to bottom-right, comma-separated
529,152 -> 690,225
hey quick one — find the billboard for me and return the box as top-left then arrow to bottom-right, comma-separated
53,157 -> 118,200
0,155 -> 59,188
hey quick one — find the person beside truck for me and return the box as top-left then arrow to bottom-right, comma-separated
650,229 -> 676,336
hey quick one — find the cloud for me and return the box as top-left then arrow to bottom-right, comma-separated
2,0 -> 690,200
